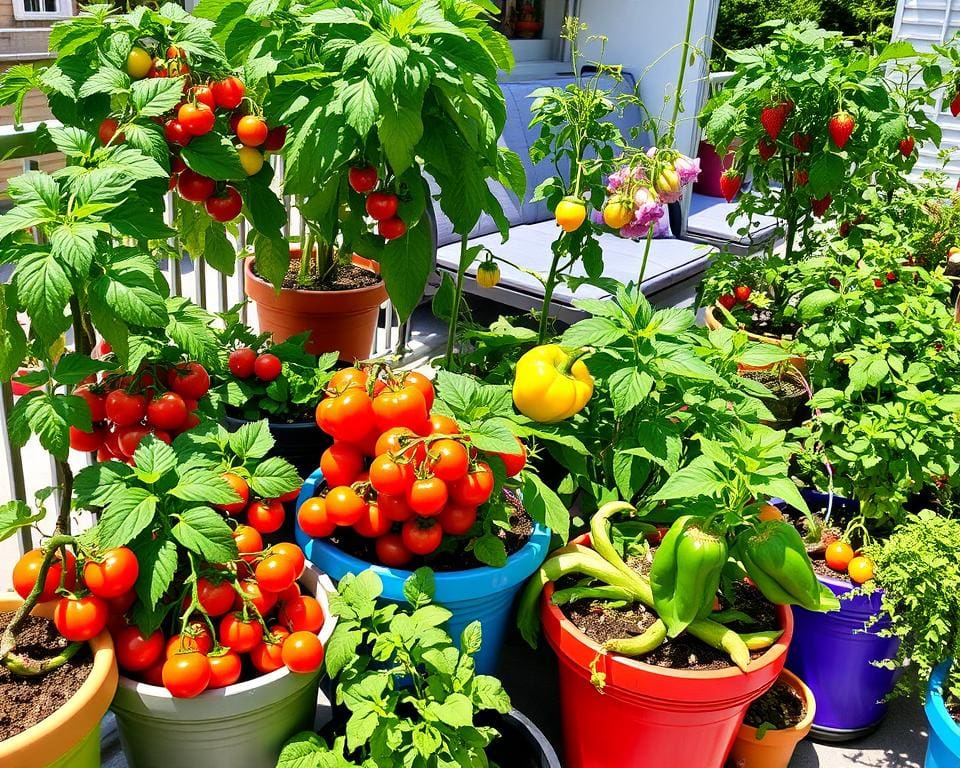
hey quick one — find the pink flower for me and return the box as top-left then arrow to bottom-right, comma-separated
673,154 -> 701,185
619,187 -> 664,237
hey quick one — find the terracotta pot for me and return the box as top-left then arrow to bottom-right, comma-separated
726,669 -> 815,768
541,535 -> 794,768
704,305 -> 806,374
244,254 -> 388,363
0,593 -> 118,768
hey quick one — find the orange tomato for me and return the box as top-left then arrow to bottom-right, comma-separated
757,505 -> 784,522
847,555 -> 875,584
824,540 -> 855,571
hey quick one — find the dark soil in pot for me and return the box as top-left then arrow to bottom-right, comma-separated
743,679 -> 806,729
0,612 -> 93,741
559,560 -> 779,672
739,369 -> 809,429
254,258 -> 382,293
324,491 -> 534,571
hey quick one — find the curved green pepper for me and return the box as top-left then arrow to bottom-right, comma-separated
650,516 -> 729,638
735,521 -> 838,612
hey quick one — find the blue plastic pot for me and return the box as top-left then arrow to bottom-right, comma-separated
785,489 -> 900,741
295,468 -> 552,674
925,661 -> 960,767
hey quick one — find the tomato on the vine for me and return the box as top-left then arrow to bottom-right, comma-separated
255,554 -> 297,593
117,425 -> 152,458
253,353 -> 281,382
126,47 -> 153,79
372,386 -> 428,432
105,390 -> 147,426
236,115 -> 268,147
401,517 -> 443,555
369,454 -> 414,496
98,118 -> 124,145
164,118 -> 191,147
375,533 -> 413,567
228,347 -> 257,379
277,595 -> 324,633
177,169 -> 216,203
250,637 -> 285,673
353,501 -> 392,538
378,217 -> 406,240
494,438 -> 527,477
169,362 -> 210,399
162,650 -> 210,698
438,504 -> 478,535
325,487 -> 367,526
428,414 -> 459,435
281,631 -> 324,673
318,390 -> 376,443
450,462 -> 494,506
320,442 -> 364,487
237,146 -> 264,176
54,595 -> 108,642
328,367 -> 368,393
13,548 -> 76,601
429,439 -> 469,482
234,578 -> 276,616
377,493 -> 414,522
205,185 -> 243,223
178,102 -> 215,136
70,426 -> 105,453
166,625 -> 213,657
406,477 -> 448,517
211,76 -> 245,109
219,613 -> 263,653
75,385 -> 106,422
298,497 -> 336,538
190,84 -> 216,109
147,392 -> 188,431
115,627 -> 164,672
401,372 -> 434,410
217,472 -> 250,515
83,546 -> 139,599
196,577 -> 235,616
247,499 -> 285,534
348,165 -> 379,193
207,649 -> 242,689
365,192 -> 399,221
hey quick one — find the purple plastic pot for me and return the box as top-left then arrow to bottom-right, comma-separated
785,489 -> 901,741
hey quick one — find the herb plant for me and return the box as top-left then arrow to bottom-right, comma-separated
277,568 -> 512,768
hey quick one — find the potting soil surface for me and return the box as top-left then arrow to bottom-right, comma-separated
743,680 -> 806,729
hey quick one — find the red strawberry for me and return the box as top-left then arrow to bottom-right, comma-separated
828,112 -> 855,149
794,169 -> 809,187
757,137 -> 777,162
719,171 -> 742,203
718,294 -> 737,310
810,194 -> 832,218
951,93 -> 960,118
760,102 -> 789,141
734,285 -> 752,303
791,133 -> 812,152
899,135 -> 915,157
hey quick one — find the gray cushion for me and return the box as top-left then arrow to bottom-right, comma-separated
436,220 -> 712,306
686,192 -> 779,246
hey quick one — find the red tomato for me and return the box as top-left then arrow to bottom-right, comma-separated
402,372 -> 434,410
164,119 -> 191,147
438,504 -> 478,535
298,497 -> 336,538
116,425 -> 152,458
328,367 -> 368,393
325,486 -> 366,526
250,637 -> 285,673
281,631 -> 324,673
369,454 -> 414,496
219,613 -> 263,653
236,115 -> 268,147
348,165 -> 379,193
105,390 -> 147,426
372,386 -> 428,432
106,589 -> 137,614
178,102 -> 215,136
190,84 -> 216,109
253,353 -> 281,381
196,577 -> 235,616
269,542 -> 305,578
207,649 -> 242,688
374,427 -> 421,461
70,425 -> 105,452
162,651 -> 211,698
217,472 -> 250,515
375,533 -> 413,568
98,117 -> 124,145
141,658 -> 165,686
233,578 -> 277,616
147,392 -> 188,431
365,192 -> 399,221
494,438 -> 527,477
429,439 -> 469,482
319,442 -> 364,487
247,499 -> 285,534
228,347 -> 257,378
13,549 -> 76,601
165,625 -> 213,657
428,415 -> 459,435
83,547 -> 139,599
449,462 -> 494,506
377,493 -> 414,522
74,385 -> 106,422
53,595 -> 108,641
263,125 -> 287,151
319,390 -> 376,442
277,595 -> 324,633
114,627 -> 164,672
232,524 -> 263,561
406,477 -> 448,517
353,501 -> 392,538
177,169 -> 216,203
212,76 -> 245,109
169,362 -> 210,399
401,517 -> 443,556
378,217 -> 406,240
255,554 -> 297,593
205,185 -> 243,223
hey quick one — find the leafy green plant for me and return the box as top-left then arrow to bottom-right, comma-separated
277,568 -> 511,768
865,511 -> 960,705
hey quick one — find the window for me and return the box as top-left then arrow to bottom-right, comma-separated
12,0 -> 73,21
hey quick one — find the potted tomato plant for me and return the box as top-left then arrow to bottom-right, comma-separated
198,0 -> 524,360
294,365 -> 559,674
66,423 -> 333,768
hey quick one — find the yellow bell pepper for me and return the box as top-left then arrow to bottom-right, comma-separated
512,345 -> 594,423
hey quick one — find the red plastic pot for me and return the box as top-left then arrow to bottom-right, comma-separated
541,535 -> 794,768
693,140 -> 735,198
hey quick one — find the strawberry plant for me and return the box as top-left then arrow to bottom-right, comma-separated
276,568 -> 512,768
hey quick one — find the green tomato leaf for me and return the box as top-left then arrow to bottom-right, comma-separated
98,487 -> 159,548
227,419 -> 275,461
180,132 -> 246,181
0,500 -> 44,542
521,473 -> 569,542
248,456 -> 301,498
172,506 -> 238,563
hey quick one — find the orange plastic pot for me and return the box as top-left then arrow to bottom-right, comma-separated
704,305 -> 806,375
541,535 -> 794,768
0,593 -> 118,768
244,254 -> 388,362
727,669 -> 815,768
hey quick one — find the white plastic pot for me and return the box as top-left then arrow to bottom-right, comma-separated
111,565 -> 336,768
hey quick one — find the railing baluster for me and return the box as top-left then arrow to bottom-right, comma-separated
0,382 -> 31,554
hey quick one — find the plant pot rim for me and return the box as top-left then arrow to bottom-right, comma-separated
115,567 -> 336,705
736,668 -> 816,742
0,592 -> 118,762
244,256 -> 385,299
927,660 -> 960,744
542,534 -> 794,681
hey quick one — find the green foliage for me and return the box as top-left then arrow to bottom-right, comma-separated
866,511 -> 960,705
277,568 -> 512,768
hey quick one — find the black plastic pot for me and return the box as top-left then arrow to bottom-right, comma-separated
223,414 -> 330,481
484,709 -> 562,768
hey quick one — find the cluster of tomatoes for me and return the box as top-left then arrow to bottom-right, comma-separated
823,539 -> 875,584
215,470 -> 299,536
347,166 -> 407,241
227,347 -> 282,382
68,361 -> 210,460
717,284 -> 753,311
114,44 -> 286,223
297,367 -> 527,567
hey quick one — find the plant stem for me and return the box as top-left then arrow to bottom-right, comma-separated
667,0 -> 697,143
444,234 -> 470,368
538,240 -> 565,344
637,224 -> 654,285
54,459 -> 73,537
